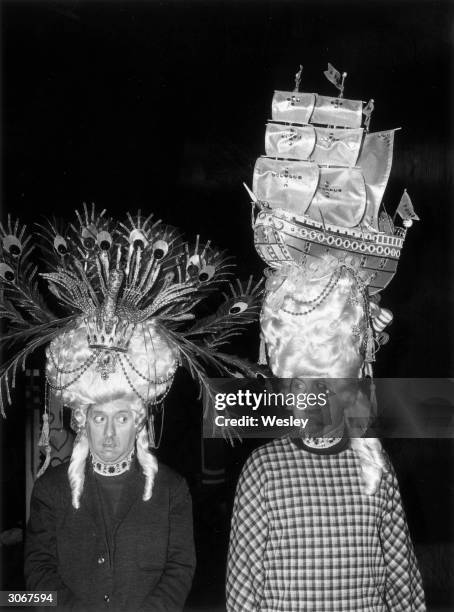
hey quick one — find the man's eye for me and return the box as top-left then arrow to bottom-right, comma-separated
93,416 -> 105,424
117,415 -> 129,424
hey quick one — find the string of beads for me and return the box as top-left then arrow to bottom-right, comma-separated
281,266 -> 343,316
123,353 -> 179,385
46,355 -> 95,391
118,354 -> 175,405
48,349 -> 96,375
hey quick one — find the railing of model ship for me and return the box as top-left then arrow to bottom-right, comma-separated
257,210 -> 405,250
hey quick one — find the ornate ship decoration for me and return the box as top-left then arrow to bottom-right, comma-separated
245,63 -> 419,294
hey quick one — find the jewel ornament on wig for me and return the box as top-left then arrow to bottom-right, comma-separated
0,205 -> 263,502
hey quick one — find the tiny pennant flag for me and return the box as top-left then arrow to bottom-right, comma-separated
396,190 -> 420,221
363,99 -> 375,117
324,62 -> 342,90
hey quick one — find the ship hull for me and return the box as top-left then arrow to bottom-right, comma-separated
254,208 -> 406,294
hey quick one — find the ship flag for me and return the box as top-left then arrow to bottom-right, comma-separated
323,62 -> 347,96
243,182 -> 258,202
324,63 -> 342,89
396,190 -> 419,226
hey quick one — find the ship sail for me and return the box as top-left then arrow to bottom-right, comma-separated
272,91 -> 316,123
265,123 -> 316,159
311,126 -> 363,165
310,95 -> 363,128
253,157 -> 319,215
265,123 -> 363,166
308,166 -> 366,228
272,91 -> 363,127
260,73 -> 397,232
357,129 -> 396,229
253,157 -> 367,227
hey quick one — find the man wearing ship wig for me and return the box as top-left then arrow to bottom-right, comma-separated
227,63 -> 425,612
226,258 -> 426,611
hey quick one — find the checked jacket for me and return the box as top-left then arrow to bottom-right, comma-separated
226,437 -> 425,612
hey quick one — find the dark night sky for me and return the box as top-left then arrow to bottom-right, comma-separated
2,0 -> 453,376
1,1 -> 454,605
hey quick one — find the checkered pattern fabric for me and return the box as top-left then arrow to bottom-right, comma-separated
226,438 -> 426,611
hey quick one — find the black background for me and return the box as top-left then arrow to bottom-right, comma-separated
1,1 -> 453,610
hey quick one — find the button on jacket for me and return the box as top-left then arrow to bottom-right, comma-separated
25,460 -> 196,612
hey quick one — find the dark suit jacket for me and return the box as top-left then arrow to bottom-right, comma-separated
25,460 -> 196,612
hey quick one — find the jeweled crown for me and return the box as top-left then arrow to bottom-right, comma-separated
85,270 -> 136,353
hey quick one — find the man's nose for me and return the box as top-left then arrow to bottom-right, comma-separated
104,418 -> 116,438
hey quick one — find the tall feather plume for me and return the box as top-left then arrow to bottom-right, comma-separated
0,206 -> 263,422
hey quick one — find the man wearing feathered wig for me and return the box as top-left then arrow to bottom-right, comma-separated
8,204 -> 262,611
25,319 -> 195,612
227,258 -> 426,612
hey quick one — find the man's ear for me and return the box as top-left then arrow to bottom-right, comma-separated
71,405 -> 89,432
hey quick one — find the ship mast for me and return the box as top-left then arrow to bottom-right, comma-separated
294,65 -> 303,92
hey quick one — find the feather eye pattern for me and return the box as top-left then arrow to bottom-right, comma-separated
69,202 -> 110,253
35,217 -> 72,270
218,276 -> 264,319
0,215 -> 31,282
186,276 -> 263,346
179,235 -> 234,287
0,205 -> 263,415
0,217 -> 54,326
157,275 -> 265,413
136,236 -> 234,324
116,212 -> 187,314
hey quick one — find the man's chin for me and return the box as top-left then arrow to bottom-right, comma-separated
96,449 -> 121,464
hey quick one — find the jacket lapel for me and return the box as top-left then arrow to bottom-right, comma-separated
81,467 -> 106,535
113,460 -> 144,529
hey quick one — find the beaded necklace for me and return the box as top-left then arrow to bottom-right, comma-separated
91,449 -> 134,476
303,437 -> 342,449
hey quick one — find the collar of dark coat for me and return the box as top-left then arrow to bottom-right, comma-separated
81,457 -> 145,530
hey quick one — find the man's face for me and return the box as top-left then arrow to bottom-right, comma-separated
289,378 -> 345,437
86,398 -> 137,464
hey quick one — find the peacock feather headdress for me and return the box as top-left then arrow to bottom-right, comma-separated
0,203 -> 263,418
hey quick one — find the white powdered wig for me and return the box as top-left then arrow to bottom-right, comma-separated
261,260 -> 367,379
262,259 -> 388,494
350,437 -> 388,495
46,319 -> 178,410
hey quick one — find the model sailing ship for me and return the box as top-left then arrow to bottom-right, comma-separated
246,64 -> 419,294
